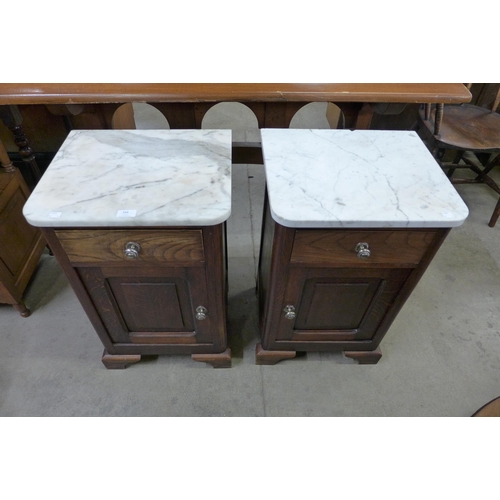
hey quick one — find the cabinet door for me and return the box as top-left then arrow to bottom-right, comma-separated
275,267 -> 411,343
78,266 -> 214,345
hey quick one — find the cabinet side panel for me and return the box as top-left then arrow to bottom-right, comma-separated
201,224 -> 227,351
258,194 -> 296,349
258,194 -> 275,332
369,228 -> 451,347
41,229 -> 116,352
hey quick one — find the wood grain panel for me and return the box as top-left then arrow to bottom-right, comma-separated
291,229 -> 437,267
0,186 -> 39,276
294,280 -> 379,330
77,265 -> 210,346
108,280 -> 191,332
55,229 -> 204,265
276,267 -> 411,344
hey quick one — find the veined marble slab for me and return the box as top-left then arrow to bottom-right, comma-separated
23,129 -> 232,227
261,129 -> 469,228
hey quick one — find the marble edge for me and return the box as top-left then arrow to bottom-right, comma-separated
23,208 -> 232,228
269,206 -> 468,229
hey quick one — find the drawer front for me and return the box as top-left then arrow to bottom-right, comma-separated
55,229 -> 204,265
290,229 -> 437,267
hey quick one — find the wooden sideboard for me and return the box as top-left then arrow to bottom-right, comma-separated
0,83 -> 472,104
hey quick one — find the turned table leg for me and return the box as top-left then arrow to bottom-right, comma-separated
192,348 -> 232,368
0,105 -> 42,183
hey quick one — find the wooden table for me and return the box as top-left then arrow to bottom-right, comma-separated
0,83 -> 472,105
0,84 -> 471,167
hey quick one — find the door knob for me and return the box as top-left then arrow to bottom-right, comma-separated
196,306 -> 208,320
283,305 -> 296,320
355,242 -> 371,259
124,242 -> 141,259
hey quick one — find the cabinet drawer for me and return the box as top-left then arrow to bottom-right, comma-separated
55,229 -> 204,265
290,229 -> 437,267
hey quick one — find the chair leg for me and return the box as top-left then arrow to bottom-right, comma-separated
481,153 -> 500,177
432,146 -> 444,161
447,150 -> 464,178
488,197 -> 500,228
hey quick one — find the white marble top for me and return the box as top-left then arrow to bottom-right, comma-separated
261,129 -> 469,228
23,129 -> 232,227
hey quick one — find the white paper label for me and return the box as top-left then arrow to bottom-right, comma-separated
441,211 -> 453,218
116,210 -> 137,218
48,212 -> 62,218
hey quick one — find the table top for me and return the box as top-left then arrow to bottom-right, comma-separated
261,129 -> 469,228
0,83 -> 471,105
23,129 -> 232,227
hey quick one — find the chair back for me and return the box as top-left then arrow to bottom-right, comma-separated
424,84 -> 500,137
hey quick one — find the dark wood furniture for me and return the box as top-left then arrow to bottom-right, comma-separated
0,105 -> 42,185
256,128 -> 468,365
257,198 -> 450,365
23,129 -> 232,369
0,83 -> 472,105
0,139 -> 45,316
0,84 -> 471,167
418,84 -> 500,227
42,225 -> 230,369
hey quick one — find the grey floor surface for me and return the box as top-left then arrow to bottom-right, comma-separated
1,103 -> 500,417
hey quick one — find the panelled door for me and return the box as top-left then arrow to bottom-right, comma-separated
274,266 -> 411,344
78,265 -> 214,345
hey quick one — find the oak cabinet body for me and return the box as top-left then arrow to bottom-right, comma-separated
257,129 -> 469,365
43,225 -> 230,368
23,129 -> 233,368
257,199 -> 449,364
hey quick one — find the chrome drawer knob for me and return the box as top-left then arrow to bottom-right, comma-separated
124,242 -> 141,259
355,242 -> 371,259
196,306 -> 208,320
283,305 -> 296,320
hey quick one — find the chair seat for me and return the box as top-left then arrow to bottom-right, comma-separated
419,104 -> 500,150
472,396 -> 500,416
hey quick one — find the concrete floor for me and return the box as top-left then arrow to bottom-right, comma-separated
1,103 -> 500,417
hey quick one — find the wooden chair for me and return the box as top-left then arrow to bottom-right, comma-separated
417,84 -> 500,227
472,395 -> 500,416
